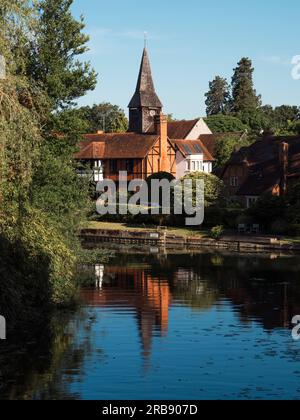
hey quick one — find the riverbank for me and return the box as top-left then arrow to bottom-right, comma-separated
80,222 -> 300,253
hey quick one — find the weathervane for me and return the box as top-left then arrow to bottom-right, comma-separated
144,31 -> 148,48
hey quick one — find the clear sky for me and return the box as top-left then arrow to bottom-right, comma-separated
72,0 -> 300,119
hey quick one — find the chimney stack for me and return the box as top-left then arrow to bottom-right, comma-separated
154,114 -> 169,173
279,142 -> 289,195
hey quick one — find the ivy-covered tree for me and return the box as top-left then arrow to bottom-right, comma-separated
231,58 -> 261,113
205,76 -> 230,116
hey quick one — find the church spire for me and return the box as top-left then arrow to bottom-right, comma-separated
128,47 -> 163,133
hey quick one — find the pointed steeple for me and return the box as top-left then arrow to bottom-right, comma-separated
128,48 -> 163,133
129,48 -> 162,109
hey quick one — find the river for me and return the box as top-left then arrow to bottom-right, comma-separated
1,250 -> 300,400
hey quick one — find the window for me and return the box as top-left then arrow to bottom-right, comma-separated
126,159 -> 134,173
194,144 -> 202,154
192,161 -> 196,171
183,144 -> 193,155
110,160 -> 117,174
230,176 -> 239,187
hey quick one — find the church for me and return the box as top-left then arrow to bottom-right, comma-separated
75,47 -> 214,183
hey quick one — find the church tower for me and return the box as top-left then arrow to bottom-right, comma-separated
128,48 -> 163,133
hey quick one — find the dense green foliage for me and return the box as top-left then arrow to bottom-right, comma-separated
247,184 -> 300,235
78,103 -> 128,133
205,114 -> 248,133
29,0 -> 97,108
0,0 -> 101,329
181,172 -> 227,208
214,135 -> 251,167
205,58 -> 300,137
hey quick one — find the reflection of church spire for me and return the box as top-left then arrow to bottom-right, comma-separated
136,273 -> 171,363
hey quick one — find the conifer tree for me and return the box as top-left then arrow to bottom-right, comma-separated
205,76 -> 230,116
231,58 -> 261,113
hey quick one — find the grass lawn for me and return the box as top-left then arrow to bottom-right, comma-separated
283,237 -> 300,245
83,221 -> 209,238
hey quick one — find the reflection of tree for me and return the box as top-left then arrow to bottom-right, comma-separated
0,309 -> 97,400
170,268 -> 219,312
3,251 -> 300,399
102,252 -> 300,332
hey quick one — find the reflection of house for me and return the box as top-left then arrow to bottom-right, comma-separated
81,266 -> 172,360
220,135 -> 300,207
75,47 -> 215,181
81,256 -> 300,360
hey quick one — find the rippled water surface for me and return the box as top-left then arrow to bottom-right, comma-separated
1,251 -> 300,400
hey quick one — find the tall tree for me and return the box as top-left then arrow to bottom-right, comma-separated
205,76 -> 230,116
231,58 -> 261,113
29,0 -> 97,108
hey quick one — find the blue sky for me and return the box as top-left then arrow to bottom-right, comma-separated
72,0 -> 300,119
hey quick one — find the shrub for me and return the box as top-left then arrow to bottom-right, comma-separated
210,225 -> 224,240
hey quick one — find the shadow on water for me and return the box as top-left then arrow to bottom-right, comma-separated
1,249 -> 300,399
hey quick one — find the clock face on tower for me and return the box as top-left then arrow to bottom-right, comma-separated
150,110 -> 156,117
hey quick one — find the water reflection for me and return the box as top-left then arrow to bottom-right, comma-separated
81,252 -> 300,346
1,251 -> 300,400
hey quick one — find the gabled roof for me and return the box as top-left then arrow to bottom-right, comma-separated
166,119 -> 200,139
222,135 -> 300,196
199,132 -> 246,157
128,48 -> 162,109
226,135 -> 300,167
171,139 -> 214,161
75,133 -> 160,160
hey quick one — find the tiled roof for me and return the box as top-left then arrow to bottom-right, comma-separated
167,119 -> 199,139
75,133 -> 159,159
171,139 -> 214,161
128,48 -> 162,109
227,135 -> 300,167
